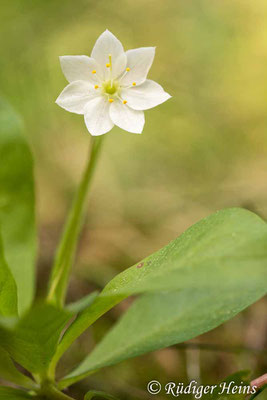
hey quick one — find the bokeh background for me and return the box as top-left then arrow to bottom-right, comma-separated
0,0 -> 267,398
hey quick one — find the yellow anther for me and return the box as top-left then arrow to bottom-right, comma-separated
123,100 -> 127,104
92,70 -> 96,74
108,98 -> 114,103
132,82 -> 136,86
94,85 -> 99,89
106,63 -> 111,68
126,67 -> 130,71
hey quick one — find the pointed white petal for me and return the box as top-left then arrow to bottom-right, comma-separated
112,52 -> 127,79
109,101 -> 145,134
91,30 -> 125,79
120,47 -> 155,86
121,79 -> 171,111
56,81 -> 98,114
84,97 -> 114,136
60,56 -> 98,84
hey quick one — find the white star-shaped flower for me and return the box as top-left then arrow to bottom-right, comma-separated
56,30 -> 171,136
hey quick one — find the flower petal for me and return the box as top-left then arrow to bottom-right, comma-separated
60,56 -> 98,84
109,101 -> 145,134
121,79 -> 171,110
84,97 -> 114,136
91,30 -> 125,79
120,47 -> 155,86
56,81 -> 97,114
112,52 -> 127,80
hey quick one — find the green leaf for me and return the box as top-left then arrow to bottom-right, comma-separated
0,303 -> 72,373
0,387 -> 32,399
251,388 -> 267,400
0,98 -> 37,314
97,208 -> 267,297
0,346 -> 36,389
62,290 -> 263,387
66,291 -> 99,314
58,208 -> 267,387
0,232 -> 17,316
84,390 -> 119,400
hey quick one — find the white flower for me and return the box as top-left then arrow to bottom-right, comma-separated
56,30 -> 171,136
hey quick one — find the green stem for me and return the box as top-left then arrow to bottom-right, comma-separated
41,385 -> 75,400
47,137 -> 103,307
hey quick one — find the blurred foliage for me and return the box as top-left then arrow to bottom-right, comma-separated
0,0 -> 266,399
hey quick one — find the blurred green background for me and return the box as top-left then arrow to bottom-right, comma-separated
0,0 -> 266,398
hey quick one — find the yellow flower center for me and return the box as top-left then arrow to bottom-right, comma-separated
103,80 -> 119,95
91,54 -> 134,104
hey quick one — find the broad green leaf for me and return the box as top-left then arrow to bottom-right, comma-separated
0,387 -> 32,399
0,233 -> 17,316
61,289 -> 264,387
58,208 -> 267,387
66,291 -> 99,314
84,390 -> 118,400
0,99 -> 36,314
252,388 -> 267,400
97,208 -> 267,296
0,346 -> 36,389
0,303 -> 71,373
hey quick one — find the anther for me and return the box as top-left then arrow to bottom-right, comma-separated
94,85 -> 99,89
108,98 -> 114,103
123,100 -> 127,104
92,70 -> 96,74
126,67 -> 130,71
106,63 -> 111,68
132,82 -> 136,86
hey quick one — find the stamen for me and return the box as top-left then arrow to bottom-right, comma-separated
122,83 -> 136,89
116,94 -> 127,105
94,85 -> 99,89
108,98 -> 114,103
91,70 -> 102,83
119,67 -> 131,81
108,54 -> 113,84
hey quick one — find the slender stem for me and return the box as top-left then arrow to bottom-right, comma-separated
47,137 -> 103,307
40,385 -> 75,400
251,373 -> 267,390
